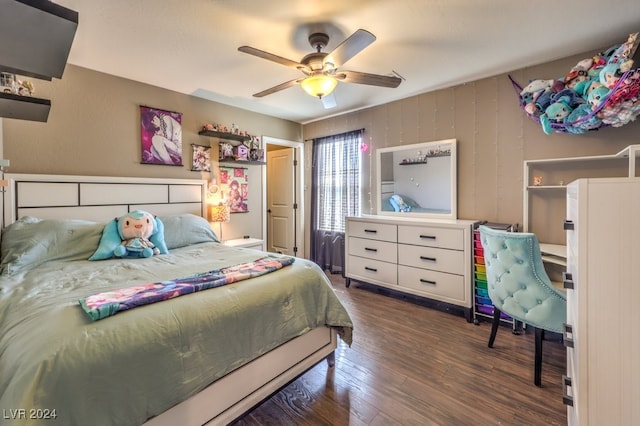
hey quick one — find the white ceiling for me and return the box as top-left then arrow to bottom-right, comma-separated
56,0 -> 640,124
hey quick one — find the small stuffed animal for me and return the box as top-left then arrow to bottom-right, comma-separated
600,63 -> 622,89
540,97 -> 574,135
587,86 -> 610,110
89,210 -> 168,260
389,194 -> 411,212
114,211 -> 161,258
519,79 -> 554,105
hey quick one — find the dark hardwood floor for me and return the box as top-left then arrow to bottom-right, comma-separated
232,273 -> 567,426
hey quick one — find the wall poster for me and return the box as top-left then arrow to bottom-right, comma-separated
140,106 -> 183,166
219,166 -> 248,213
190,144 -> 211,171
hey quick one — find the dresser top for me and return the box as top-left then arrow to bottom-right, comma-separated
348,214 -> 478,227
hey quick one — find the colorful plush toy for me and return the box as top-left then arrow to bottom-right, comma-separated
389,194 -> 411,212
519,79 -> 554,105
89,210 -> 168,260
587,86 -> 611,110
540,97 -> 574,135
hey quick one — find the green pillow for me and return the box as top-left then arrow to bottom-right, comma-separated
160,214 -> 219,249
0,217 -> 104,275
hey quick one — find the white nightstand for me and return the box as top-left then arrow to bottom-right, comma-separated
223,238 -> 265,250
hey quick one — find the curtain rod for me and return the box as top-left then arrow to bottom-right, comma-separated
306,128 -> 365,141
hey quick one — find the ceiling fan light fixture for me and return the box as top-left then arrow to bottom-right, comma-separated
300,74 -> 337,98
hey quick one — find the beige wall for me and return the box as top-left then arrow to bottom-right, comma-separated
3,48 -> 640,248
1,64 -> 302,240
302,50 -> 640,245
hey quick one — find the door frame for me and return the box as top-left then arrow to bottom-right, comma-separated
262,136 -> 305,258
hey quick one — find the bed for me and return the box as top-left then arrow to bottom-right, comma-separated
0,174 -> 353,426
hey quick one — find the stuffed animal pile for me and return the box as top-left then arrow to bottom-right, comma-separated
514,32 -> 640,135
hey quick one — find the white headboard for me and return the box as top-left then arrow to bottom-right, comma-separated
3,174 -> 207,225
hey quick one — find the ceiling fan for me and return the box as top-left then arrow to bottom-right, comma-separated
238,29 -> 402,108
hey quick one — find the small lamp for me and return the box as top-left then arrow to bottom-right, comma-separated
300,74 -> 337,98
209,202 -> 230,241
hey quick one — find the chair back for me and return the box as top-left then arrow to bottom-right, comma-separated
478,226 -> 566,333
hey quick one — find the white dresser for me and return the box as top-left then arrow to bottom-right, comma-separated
345,215 -> 476,320
563,178 -> 640,425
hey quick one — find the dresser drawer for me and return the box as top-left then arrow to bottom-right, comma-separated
398,244 -> 465,275
347,220 -> 397,242
348,237 -> 397,263
398,225 -> 464,250
398,265 -> 465,302
346,255 -> 397,285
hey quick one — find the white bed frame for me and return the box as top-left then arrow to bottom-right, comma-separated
3,173 -> 337,425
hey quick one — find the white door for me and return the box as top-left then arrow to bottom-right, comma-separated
267,147 -> 296,255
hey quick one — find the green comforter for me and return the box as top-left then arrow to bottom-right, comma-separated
0,242 -> 353,425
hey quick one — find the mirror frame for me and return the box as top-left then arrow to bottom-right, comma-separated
375,139 -> 457,220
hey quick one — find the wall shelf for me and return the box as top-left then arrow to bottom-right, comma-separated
0,92 -> 51,122
0,0 -> 78,122
198,129 -> 251,145
219,159 -> 265,166
523,144 -> 640,247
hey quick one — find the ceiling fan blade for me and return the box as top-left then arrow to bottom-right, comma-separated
325,29 -> 376,67
238,46 -> 304,70
252,78 -> 303,97
321,91 -> 337,109
336,71 -> 402,88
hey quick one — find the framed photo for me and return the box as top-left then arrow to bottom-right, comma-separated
140,106 -> 183,166
219,166 -> 249,213
191,144 -> 211,171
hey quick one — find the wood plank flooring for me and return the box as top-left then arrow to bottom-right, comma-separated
232,273 -> 567,426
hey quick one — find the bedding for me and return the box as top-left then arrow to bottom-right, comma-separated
381,194 -> 449,214
0,215 -> 353,426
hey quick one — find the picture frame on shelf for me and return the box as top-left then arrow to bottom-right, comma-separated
219,142 -> 233,160
190,144 -> 211,171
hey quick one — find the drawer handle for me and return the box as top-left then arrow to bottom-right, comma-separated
419,278 -> 436,285
364,229 -> 378,234
364,266 -> 378,272
420,234 -> 436,240
562,375 -> 574,407
563,220 -> 574,230
563,272 -> 574,290
364,247 -> 378,252
563,323 -> 574,348
420,256 -> 436,262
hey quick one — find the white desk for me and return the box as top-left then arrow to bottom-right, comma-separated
539,243 -> 567,266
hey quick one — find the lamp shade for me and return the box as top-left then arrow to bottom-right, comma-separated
300,74 -> 337,98
209,203 -> 230,223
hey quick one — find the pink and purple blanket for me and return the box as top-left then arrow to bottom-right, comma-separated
79,256 -> 294,320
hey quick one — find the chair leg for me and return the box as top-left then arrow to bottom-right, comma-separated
488,306 -> 502,348
534,327 -> 544,387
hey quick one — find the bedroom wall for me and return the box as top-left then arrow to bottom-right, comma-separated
302,48 -> 640,248
1,64 -> 302,240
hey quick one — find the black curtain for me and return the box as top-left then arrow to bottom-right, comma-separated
310,129 -> 363,274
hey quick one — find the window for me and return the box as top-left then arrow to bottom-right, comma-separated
312,130 -> 362,232
310,129 -> 363,273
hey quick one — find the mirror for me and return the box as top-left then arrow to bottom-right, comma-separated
376,139 -> 457,219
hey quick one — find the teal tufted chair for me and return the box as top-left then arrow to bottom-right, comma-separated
478,225 -> 566,387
